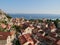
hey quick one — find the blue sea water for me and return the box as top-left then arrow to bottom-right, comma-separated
9,14 -> 60,19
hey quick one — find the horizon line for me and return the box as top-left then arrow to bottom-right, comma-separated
7,12 -> 60,14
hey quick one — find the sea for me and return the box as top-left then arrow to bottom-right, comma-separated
9,14 -> 60,20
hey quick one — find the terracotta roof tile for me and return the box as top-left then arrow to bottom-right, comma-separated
0,32 -> 10,40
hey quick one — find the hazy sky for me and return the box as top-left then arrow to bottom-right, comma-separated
0,0 -> 60,14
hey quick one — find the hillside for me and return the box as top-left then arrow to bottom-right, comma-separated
0,9 -> 12,20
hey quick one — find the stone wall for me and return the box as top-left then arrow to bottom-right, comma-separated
0,40 -> 7,45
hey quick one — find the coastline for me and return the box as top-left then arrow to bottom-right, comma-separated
9,14 -> 60,20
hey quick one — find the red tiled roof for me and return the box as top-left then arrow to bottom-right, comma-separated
19,35 -> 27,44
19,34 -> 37,45
57,40 -> 60,45
0,32 -> 10,40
